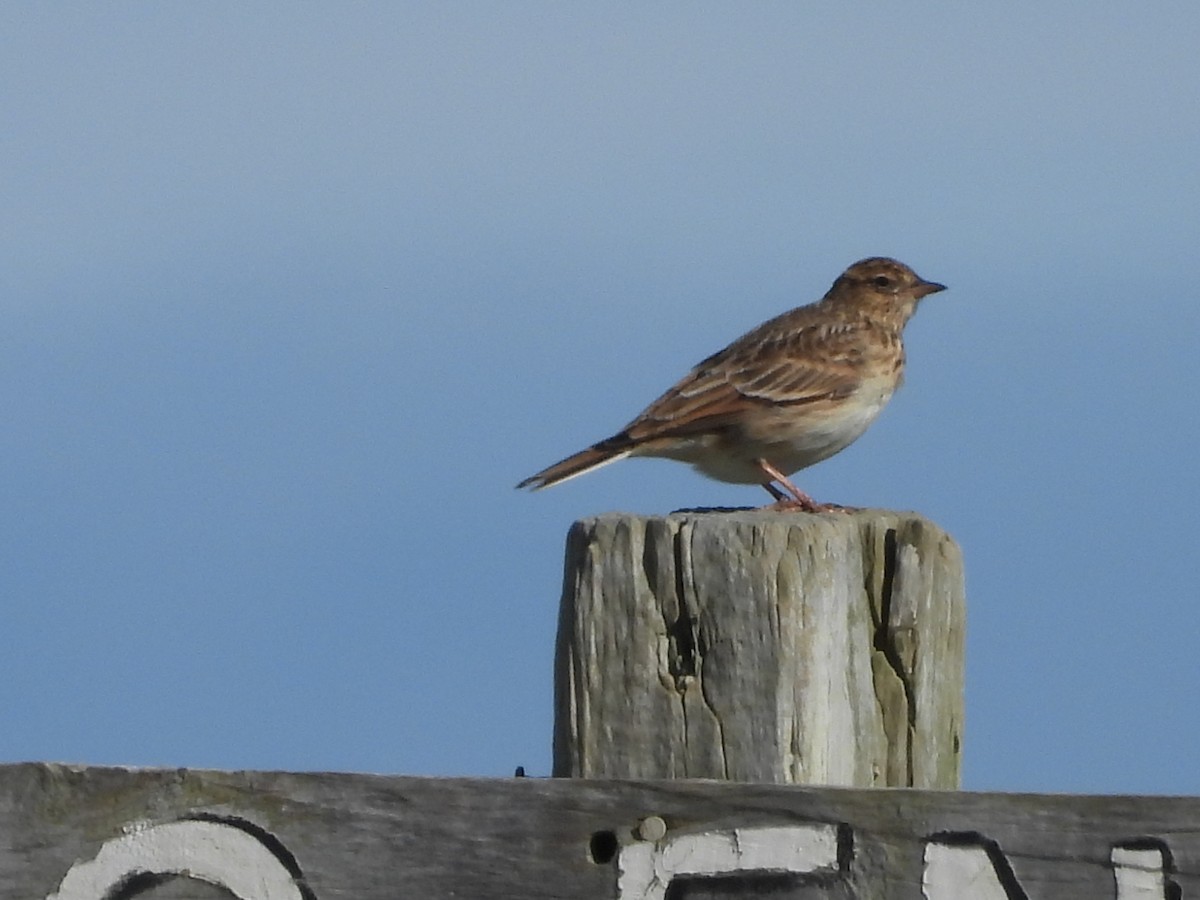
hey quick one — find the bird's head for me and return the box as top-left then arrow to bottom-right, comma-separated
827,257 -> 946,321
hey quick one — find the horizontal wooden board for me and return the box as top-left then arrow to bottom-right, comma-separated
2,764 -> 1197,898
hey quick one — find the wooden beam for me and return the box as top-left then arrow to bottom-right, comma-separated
553,509 -> 965,787
5,765 -> 1195,899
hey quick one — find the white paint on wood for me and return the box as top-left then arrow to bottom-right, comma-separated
1112,846 -> 1167,899
617,823 -> 839,900
46,819 -> 303,900
923,841 -> 1013,900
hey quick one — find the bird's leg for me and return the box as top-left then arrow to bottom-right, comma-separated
762,482 -> 788,501
756,459 -> 821,512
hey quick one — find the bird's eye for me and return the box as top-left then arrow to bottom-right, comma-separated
872,275 -> 892,289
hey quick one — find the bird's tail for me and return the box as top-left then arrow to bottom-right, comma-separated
516,439 -> 633,491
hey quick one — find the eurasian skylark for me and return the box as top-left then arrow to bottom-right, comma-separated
517,257 -> 946,510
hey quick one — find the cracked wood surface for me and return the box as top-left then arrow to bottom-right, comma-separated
553,509 -> 964,788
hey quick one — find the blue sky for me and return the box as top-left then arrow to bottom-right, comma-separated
3,5 -> 1198,794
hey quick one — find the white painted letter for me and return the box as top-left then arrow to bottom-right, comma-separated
1112,845 -> 1168,899
923,839 -> 1019,900
618,823 -> 840,900
47,819 -> 305,900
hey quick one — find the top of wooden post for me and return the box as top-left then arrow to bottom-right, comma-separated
553,508 -> 965,788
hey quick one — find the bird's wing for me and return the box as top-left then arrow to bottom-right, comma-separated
622,317 -> 872,441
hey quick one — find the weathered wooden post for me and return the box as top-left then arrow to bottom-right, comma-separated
553,508 -> 964,788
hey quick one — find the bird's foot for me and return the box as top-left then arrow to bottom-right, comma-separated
757,464 -> 860,513
761,497 -> 820,512
760,497 -> 855,513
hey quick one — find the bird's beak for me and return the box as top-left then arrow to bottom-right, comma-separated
915,279 -> 947,298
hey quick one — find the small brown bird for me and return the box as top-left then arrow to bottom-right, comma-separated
517,257 -> 946,510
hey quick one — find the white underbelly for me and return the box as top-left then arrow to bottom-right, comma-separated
654,386 -> 895,484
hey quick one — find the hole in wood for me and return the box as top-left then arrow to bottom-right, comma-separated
589,830 -> 619,864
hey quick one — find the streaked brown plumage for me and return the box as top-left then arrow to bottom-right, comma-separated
517,257 -> 946,509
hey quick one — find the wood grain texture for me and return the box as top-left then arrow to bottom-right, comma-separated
553,510 -> 964,788
4,765 -> 1197,899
